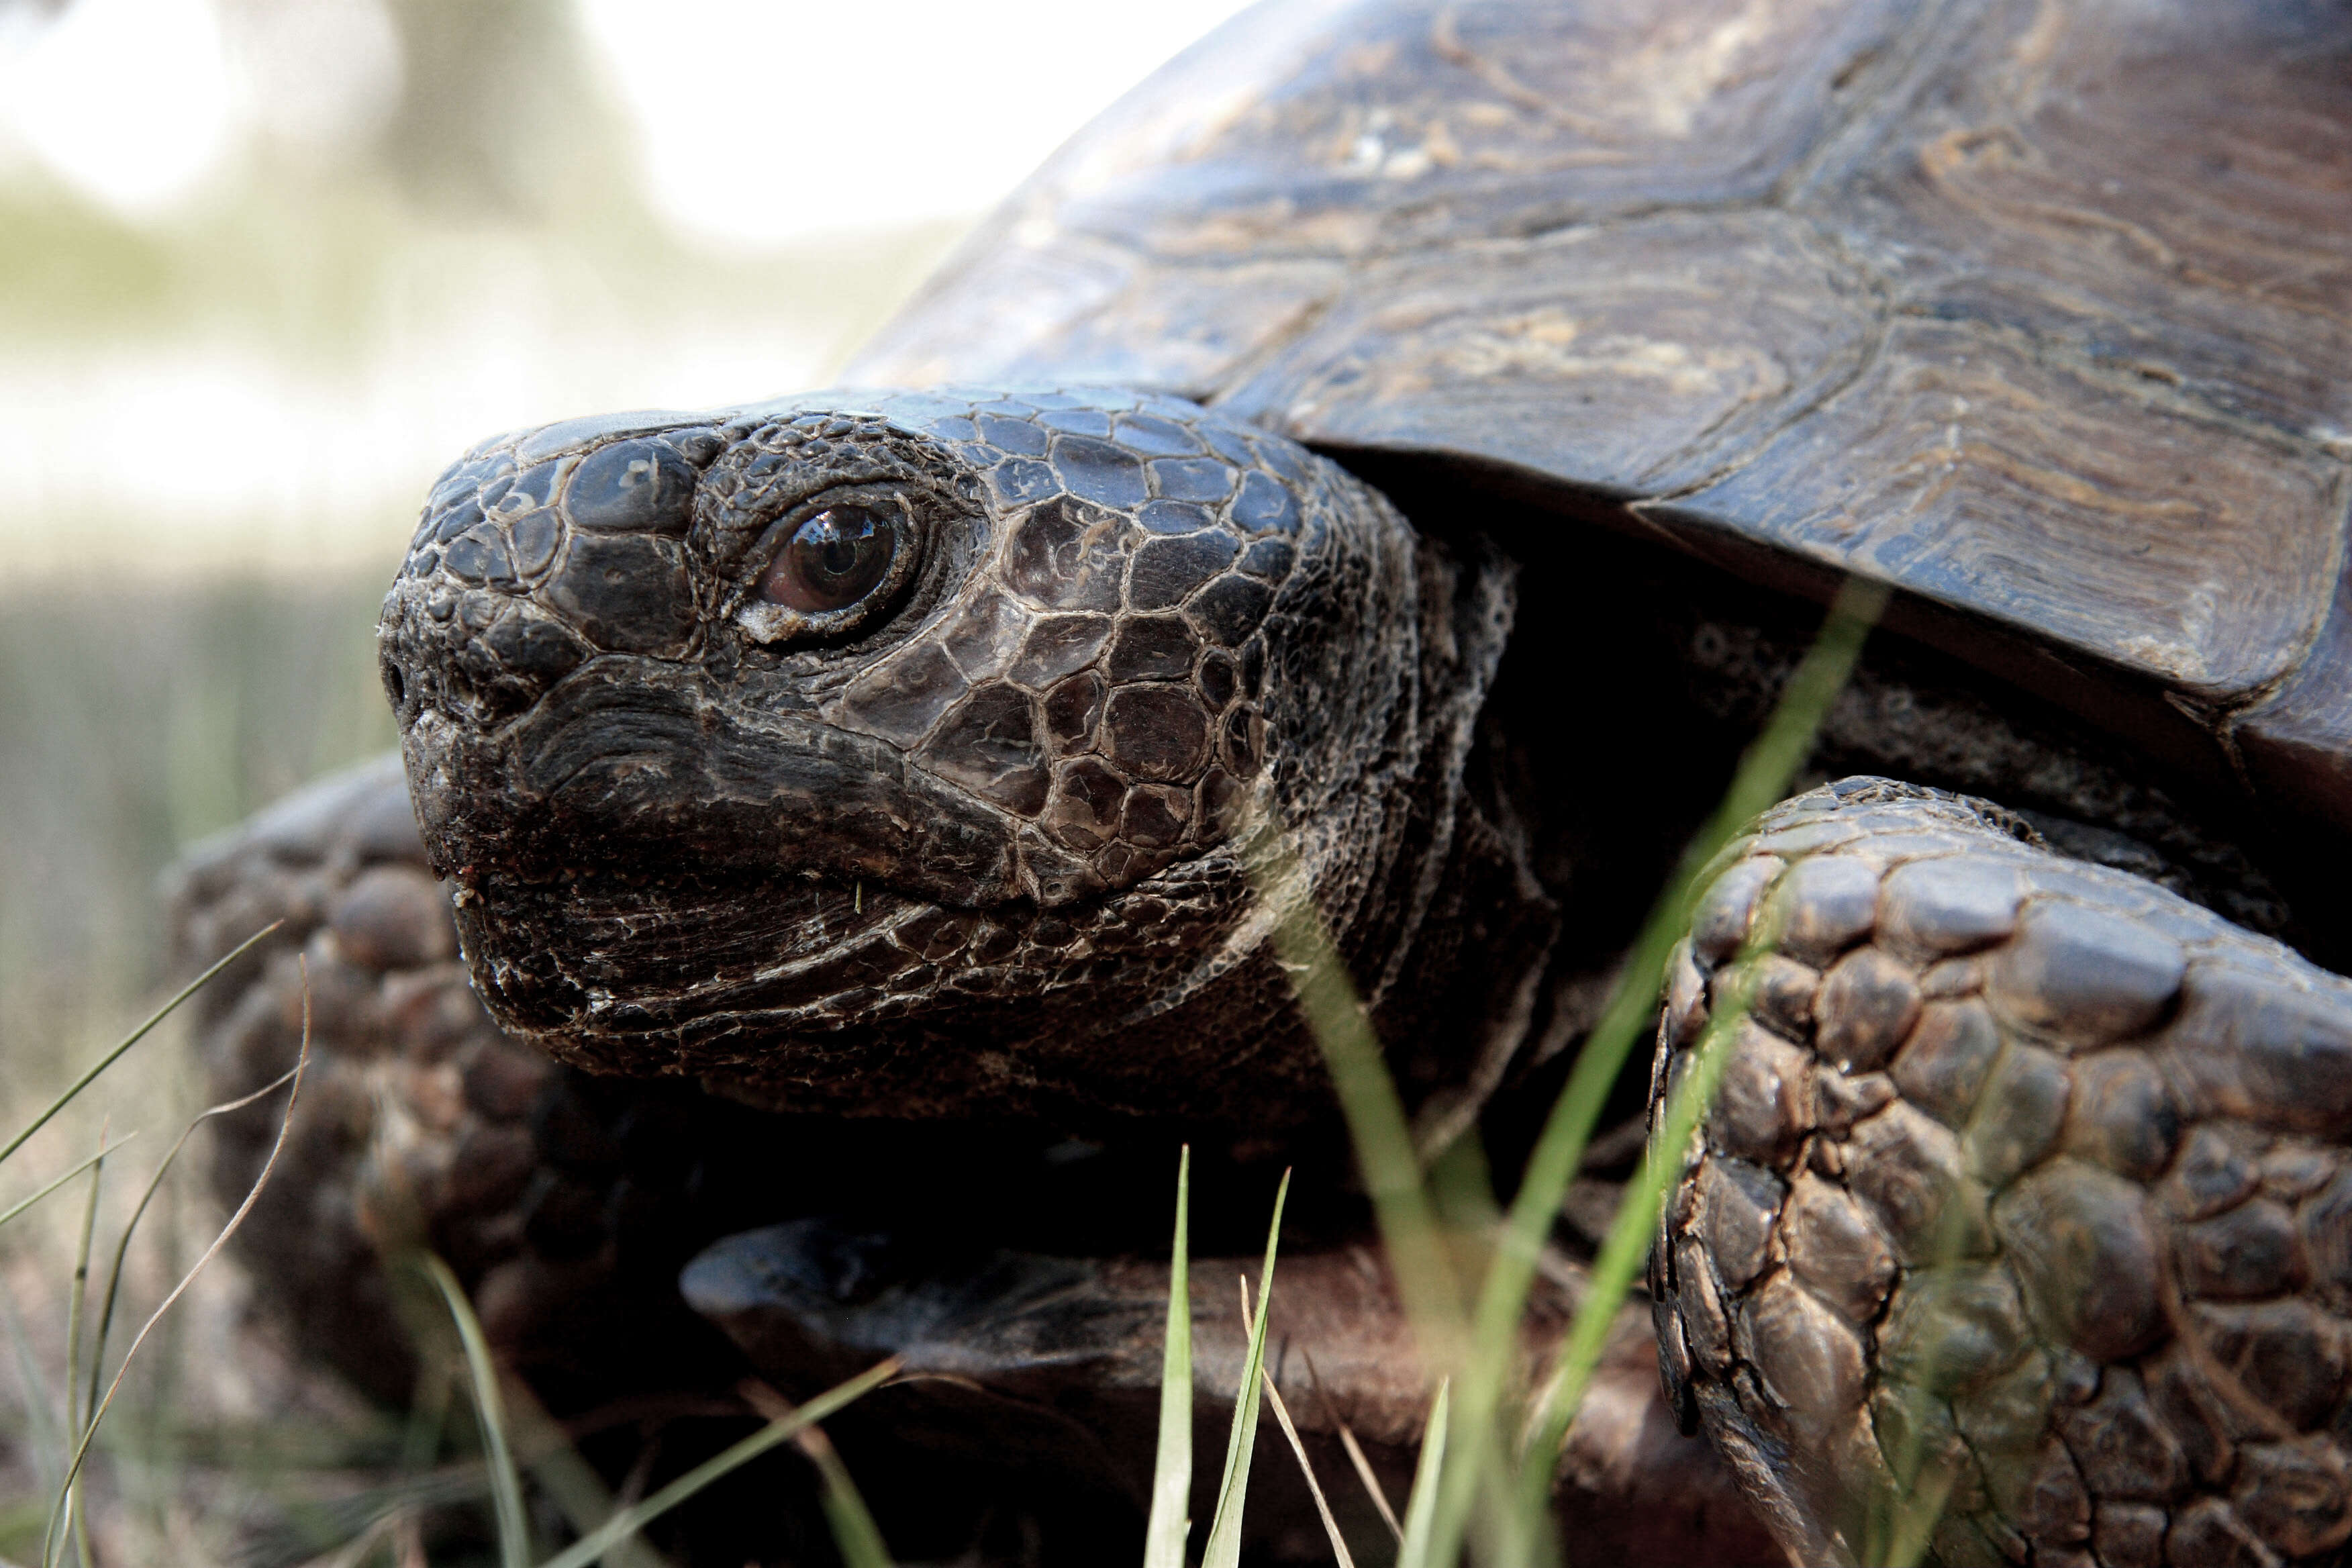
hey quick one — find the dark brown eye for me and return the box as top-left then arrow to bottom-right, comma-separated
758,505 -> 899,613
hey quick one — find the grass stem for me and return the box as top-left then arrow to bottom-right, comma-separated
1200,1169 -> 1291,1568
1434,577 -> 1883,1563
1257,1358 -> 1354,1568
1251,836 -> 1466,1365
62,1121 -> 106,1568
0,1141 -> 134,1233
537,1359 -> 901,1568
1516,954 -> 1757,1524
87,1061 -> 302,1425
0,922 -> 281,1169
422,1253 -> 533,1568
42,957 -> 311,1567
1395,1381 -> 1450,1568
740,1380 -> 893,1568
1142,1145 -> 1193,1568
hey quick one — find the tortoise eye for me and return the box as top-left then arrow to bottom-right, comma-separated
757,504 -> 900,614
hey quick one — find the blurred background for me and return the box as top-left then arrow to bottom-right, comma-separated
0,0 -> 1249,1557
0,0 -> 1258,1033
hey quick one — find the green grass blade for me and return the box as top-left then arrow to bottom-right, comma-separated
42,1133 -> 119,1568
1248,836 -> 1463,1361
64,1128 -> 105,1430
1515,954 -> 1759,1530
1142,1144 -> 1193,1568
0,920 -> 280,1169
810,1438 -> 893,1568
532,1440 -> 674,1568
1201,1168 -> 1291,1568
538,1359 -> 900,1568
499,1361 -> 671,1568
1395,1380 -> 1449,1568
1879,1447 -> 1959,1568
1430,577 -> 1885,1564
0,1140 -> 131,1232
1868,1039 -> 2040,1565
399,1358 -> 454,1477
421,1253 -> 532,1568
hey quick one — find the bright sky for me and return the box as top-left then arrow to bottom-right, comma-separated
579,0 -> 1259,247
0,0 -> 1261,580
0,0 -> 1257,238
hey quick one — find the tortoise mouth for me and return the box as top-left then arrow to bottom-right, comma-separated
397,660 -> 1051,1055
449,855 -> 936,1047
401,656 -> 1027,905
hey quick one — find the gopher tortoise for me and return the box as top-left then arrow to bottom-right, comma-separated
177,0 -> 2352,1562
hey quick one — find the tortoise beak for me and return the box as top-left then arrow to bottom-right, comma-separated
397,656 -> 1021,905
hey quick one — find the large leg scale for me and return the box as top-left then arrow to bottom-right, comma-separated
1654,779 -> 2352,1568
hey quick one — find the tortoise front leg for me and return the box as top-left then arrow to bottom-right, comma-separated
683,1216 -> 1781,1563
1653,778 -> 2352,1568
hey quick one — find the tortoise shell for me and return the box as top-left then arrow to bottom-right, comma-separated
164,8 -> 2352,1561
849,0 -> 2352,840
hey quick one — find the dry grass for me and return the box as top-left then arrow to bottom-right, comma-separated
0,996 -> 389,1567
0,572 -> 432,1565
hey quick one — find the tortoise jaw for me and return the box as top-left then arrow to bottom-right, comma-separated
445,854 -> 926,1056
395,656 -> 1047,1069
400,655 -> 1026,905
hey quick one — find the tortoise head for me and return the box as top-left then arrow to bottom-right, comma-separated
380,387 -> 1534,1122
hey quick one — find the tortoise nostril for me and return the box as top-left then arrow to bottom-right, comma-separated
382,658 -> 405,711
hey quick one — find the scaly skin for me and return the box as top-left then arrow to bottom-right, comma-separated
379,387 -> 1550,1126
1654,779 -> 2352,1568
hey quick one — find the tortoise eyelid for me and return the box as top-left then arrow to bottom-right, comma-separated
728,485 -> 930,646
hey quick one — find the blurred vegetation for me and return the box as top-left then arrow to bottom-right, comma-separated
0,1 -> 955,1558
0,0 -> 953,350
0,579 -> 393,1024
